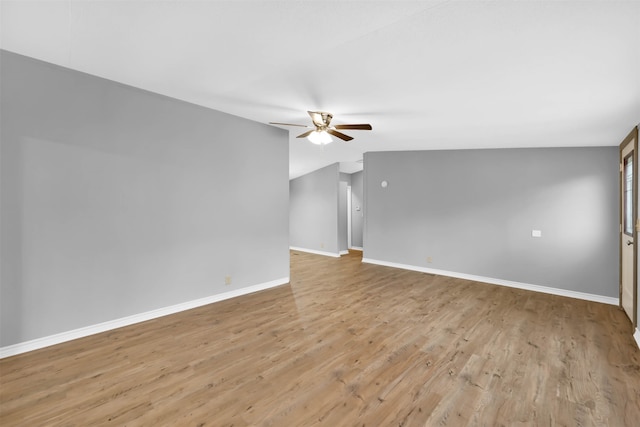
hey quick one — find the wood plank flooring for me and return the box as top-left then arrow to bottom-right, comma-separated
1,250 -> 639,426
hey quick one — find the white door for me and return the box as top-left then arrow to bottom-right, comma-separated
621,137 -> 636,322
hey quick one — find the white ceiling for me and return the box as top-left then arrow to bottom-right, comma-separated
2,0 -> 639,179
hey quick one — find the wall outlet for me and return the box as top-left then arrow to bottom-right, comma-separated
320,243 -> 324,248
225,275 -> 232,285
426,256 -> 432,263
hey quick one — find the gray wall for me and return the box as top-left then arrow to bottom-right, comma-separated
364,147 -> 618,297
289,163 -> 339,254
350,171 -> 364,248
0,51 -> 290,347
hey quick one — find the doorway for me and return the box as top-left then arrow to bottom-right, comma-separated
347,186 -> 352,249
620,127 -> 638,327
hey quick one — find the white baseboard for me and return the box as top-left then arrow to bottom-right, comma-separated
349,246 -> 363,251
361,258 -> 619,306
289,246 -> 340,258
634,328 -> 640,350
339,250 -> 349,255
0,277 -> 289,359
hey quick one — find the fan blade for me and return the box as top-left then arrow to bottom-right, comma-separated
334,124 -> 372,130
269,122 -> 309,128
296,130 -> 314,138
327,129 -> 353,141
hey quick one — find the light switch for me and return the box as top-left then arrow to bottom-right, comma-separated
531,230 -> 542,238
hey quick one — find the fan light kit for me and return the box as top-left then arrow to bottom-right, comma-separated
270,111 -> 372,145
308,130 -> 333,145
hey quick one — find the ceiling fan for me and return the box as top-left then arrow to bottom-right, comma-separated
270,111 -> 372,145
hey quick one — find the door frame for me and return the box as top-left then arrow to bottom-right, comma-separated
347,185 -> 352,249
619,126 -> 639,328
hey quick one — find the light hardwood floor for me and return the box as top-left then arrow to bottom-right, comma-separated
1,250 -> 639,426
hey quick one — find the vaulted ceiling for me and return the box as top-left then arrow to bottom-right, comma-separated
2,1 -> 639,179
